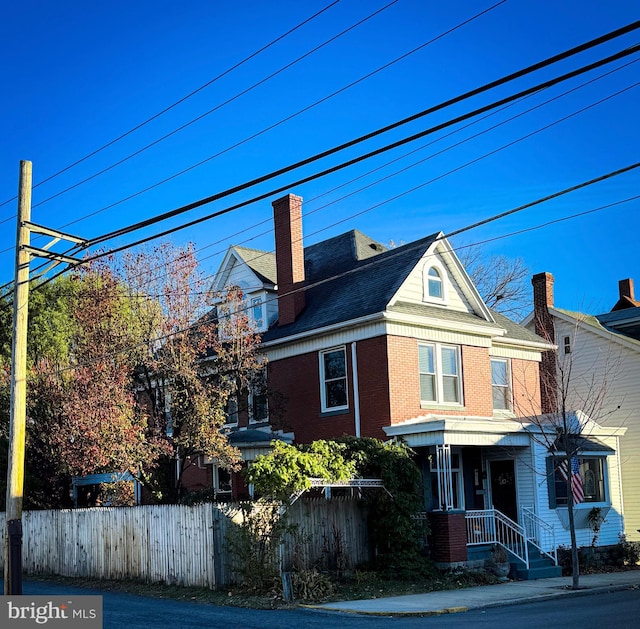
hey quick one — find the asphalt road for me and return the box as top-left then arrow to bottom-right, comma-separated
15,580 -> 640,629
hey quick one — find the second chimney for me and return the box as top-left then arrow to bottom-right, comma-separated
531,272 -> 557,414
273,194 -> 305,326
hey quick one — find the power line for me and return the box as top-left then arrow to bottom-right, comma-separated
23,0 -> 401,213
35,0 -> 508,234
82,40 -> 640,256
81,22 -> 640,248
0,0 -> 343,216
3,53 -> 635,300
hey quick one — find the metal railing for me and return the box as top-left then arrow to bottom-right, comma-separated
465,509 -> 529,568
521,506 -> 557,565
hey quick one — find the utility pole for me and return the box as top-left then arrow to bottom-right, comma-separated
4,160 -> 32,595
4,161 -> 86,594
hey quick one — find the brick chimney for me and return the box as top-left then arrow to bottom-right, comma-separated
619,278 -> 634,301
532,272 -> 557,414
273,194 -> 305,326
611,278 -> 639,311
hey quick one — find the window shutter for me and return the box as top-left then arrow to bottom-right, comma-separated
546,457 -> 557,509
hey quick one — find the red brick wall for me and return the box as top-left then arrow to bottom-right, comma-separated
512,357 -> 542,417
355,336 -> 391,439
180,458 -> 211,492
268,337 -> 394,443
387,336 -> 420,423
428,512 -> 468,563
268,335 -> 543,441
268,346 -> 356,443
387,337 -> 494,423
460,345 -> 493,416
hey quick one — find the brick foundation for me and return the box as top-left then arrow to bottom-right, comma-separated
428,511 -> 468,563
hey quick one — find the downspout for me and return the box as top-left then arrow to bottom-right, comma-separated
351,342 -> 361,437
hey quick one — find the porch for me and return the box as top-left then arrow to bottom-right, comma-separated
415,443 -> 560,578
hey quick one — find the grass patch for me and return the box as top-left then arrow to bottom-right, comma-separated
28,564 -> 500,608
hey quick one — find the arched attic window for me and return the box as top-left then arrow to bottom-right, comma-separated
423,262 -> 447,303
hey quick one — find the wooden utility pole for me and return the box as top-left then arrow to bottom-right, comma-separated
5,160 -> 32,595
3,161 -> 86,594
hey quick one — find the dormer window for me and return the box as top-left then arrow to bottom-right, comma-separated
423,261 -> 447,304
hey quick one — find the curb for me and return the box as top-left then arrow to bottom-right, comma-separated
303,582 -> 640,616
470,582 -> 640,611
301,603 -> 469,617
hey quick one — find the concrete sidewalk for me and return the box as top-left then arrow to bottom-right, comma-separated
311,570 -> 640,616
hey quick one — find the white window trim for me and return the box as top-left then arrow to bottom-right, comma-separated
419,342 -> 463,406
213,465 -> 232,494
423,260 -> 448,305
491,358 -> 512,412
319,346 -> 349,413
251,295 -> 264,330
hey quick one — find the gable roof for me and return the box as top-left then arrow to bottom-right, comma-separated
532,307 -> 640,354
232,245 -> 277,285
262,233 -> 439,342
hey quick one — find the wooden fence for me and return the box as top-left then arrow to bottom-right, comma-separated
0,498 -> 369,588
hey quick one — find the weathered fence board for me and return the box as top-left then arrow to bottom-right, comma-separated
0,498 -> 368,588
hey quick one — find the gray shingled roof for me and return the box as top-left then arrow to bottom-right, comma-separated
233,245 -> 277,285
262,233 -> 439,342
238,228 -> 540,346
490,309 -> 551,345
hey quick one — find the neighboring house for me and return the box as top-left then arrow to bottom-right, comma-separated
206,194 -> 626,569
524,272 -> 639,542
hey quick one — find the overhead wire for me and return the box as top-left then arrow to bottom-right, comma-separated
2,25 -> 638,295
0,0 -> 343,217
80,22 -> 640,247
34,0 -> 508,234
22,0 -> 402,213
16,72 -> 639,302
137,59 -> 639,295
81,40 -> 640,257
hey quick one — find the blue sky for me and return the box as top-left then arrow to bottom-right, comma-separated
1,0 -> 638,316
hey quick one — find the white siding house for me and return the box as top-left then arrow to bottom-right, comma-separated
525,272 -> 640,541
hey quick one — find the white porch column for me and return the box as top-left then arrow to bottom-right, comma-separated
436,444 -> 455,511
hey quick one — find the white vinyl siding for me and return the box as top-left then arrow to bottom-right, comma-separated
395,253 -> 472,312
548,316 -> 640,541
419,343 -> 461,405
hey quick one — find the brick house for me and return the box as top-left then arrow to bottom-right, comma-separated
208,194 -> 626,567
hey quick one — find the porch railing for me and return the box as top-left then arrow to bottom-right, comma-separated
521,506 -> 557,565
465,509 -> 529,568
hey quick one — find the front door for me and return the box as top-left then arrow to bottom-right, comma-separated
489,459 -> 518,522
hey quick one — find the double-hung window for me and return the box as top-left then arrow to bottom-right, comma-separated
491,358 -> 511,410
320,347 -> 348,412
419,343 -> 461,404
250,390 -> 268,423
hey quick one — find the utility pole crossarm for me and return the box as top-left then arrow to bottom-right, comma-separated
23,244 -> 82,266
24,221 -> 87,245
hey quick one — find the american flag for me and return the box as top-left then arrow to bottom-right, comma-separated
558,457 -> 584,504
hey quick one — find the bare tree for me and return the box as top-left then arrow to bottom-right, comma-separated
514,312 -> 624,589
457,245 -> 530,319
